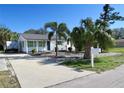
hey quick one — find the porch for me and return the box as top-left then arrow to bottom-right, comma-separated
20,40 -> 51,53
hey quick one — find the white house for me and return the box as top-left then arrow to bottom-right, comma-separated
18,33 -> 74,53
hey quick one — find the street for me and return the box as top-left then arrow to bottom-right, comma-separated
50,65 -> 124,88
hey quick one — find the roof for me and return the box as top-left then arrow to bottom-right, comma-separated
20,34 -> 64,40
116,39 -> 124,42
20,34 -> 48,40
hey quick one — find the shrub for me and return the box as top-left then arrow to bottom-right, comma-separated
68,47 -> 72,52
32,49 -> 36,54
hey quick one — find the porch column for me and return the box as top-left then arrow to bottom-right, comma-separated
25,41 -> 28,53
36,41 -> 38,53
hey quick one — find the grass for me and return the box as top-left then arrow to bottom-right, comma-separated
60,55 -> 124,73
0,70 -> 21,88
109,47 -> 124,53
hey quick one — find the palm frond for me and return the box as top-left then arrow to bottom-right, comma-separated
58,23 -> 67,32
44,22 -> 57,31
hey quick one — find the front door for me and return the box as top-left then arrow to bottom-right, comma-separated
47,41 -> 50,50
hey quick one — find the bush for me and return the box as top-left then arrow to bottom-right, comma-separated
68,47 -> 72,52
32,49 -> 36,54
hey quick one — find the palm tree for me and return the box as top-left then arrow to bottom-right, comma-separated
80,18 -> 95,59
44,22 -> 68,57
80,18 -> 114,59
0,26 -> 12,51
70,27 -> 84,52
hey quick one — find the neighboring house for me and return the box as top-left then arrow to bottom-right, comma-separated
18,34 -> 74,53
115,39 -> 124,47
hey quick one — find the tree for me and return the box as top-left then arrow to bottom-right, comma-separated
80,18 -> 96,59
10,32 -> 19,41
44,22 -> 68,56
0,26 -> 12,51
95,4 -> 124,51
79,17 -> 114,59
112,28 -> 124,39
70,27 -> 84,52
24,28 -> 47,34
99,4 -> 124,30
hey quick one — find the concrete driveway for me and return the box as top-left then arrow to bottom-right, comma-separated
0,58 -> 8,71
7,55 -> 94,88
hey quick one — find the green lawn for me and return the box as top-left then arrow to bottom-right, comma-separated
0,71 -> 21,88
60,55 -> 124,73
109,47 -> 124,53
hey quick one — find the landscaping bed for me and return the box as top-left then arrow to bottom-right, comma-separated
0,58 -> 21,88
0,70 -> 21,88
59,55 -> 124,73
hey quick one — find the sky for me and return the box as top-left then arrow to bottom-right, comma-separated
0,4 -> 124,33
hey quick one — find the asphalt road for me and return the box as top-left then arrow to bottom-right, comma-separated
50,65 -> 124,88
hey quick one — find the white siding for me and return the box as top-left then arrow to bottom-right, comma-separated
50,40 -> 56,51
18,34 -> 75,53
50,40 -> 75,51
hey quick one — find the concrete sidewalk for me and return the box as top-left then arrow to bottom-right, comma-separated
9,58 -> 94,88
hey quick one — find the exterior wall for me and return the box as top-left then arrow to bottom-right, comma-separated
116,40 -> 124,47
66,41 -> 75,51
18,35 -> 75,53
27,42 -> 47,52
50,40 -> 56,51
58,41 -> 68,50
21,40 -> 48,53
18,35 -> 27,52
50,40 -> 75,51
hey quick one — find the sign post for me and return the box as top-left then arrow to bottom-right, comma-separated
91,52 -> 94,68
91,47 -> 94,68
91,47 -> 101,68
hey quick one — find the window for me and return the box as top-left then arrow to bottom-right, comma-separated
39,40 -> 46,47
57,41 -> 62,45
28,41 -> 37,47
28,41 -> 33,47
33,41 -> 36,47
21,41 -> 24,48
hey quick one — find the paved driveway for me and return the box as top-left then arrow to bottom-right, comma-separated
0,58 -> 8,71
8,56 -> 94,88
1,53 -> 122,88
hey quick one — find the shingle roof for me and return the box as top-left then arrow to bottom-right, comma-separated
116,39 -> 124,42
20,33 -> 62,40
20,34 -> 48,40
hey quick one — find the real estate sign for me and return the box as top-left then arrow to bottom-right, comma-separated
91,47 -> 101,67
